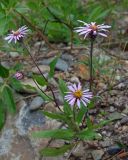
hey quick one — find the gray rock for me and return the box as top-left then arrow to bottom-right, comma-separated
70,76 -> 80,83
91,149 -> 104,160
61,53 -> 74,66
61,53 -> 73,61
1,61 -> 10,69
117,83 -> 126,89
22,78 -> 47,93
9,52 -> 19,58
122,104 -> 128,114
40,58 -> 69,72
32,65 -> 50,74
29,96 -> 45,111
109,106 -> 115,113
72,142 -> 86,157
120,116 -> 128,125
54,92 -> 64,105
0,129 -> 14,155
108,112 -> 123,120
15,105 -> 45,135
99,137 -> 113,147
54,58 -> 69,72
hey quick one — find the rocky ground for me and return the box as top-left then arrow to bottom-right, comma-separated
0,38 -> 128,160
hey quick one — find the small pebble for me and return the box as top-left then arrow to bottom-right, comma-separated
107,146 -> 122,155
29,96 -> 45,111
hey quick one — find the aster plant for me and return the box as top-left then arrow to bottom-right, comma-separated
75,21 -> 111,91
3,24 -> 112,158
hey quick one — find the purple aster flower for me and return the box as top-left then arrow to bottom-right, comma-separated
75,21 -> 111,39
5,26 -> 29,43
13,71 -> 24,80
64,83 -> 92,108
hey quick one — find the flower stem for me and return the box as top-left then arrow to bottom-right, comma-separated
22,42 -> 62,112
89,39 -> 94,91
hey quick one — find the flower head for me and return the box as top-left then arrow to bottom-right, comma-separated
64,83 -> 92,108
5,26 -> 29,43
75,21 -> 111,39
13,71 -> 24,80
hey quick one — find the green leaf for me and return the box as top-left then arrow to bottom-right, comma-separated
86,116 -> 93,129
59,78 -> 68,96
78,128 -> 98,140
76,105 -> 87,124
32,129 -> 74,140
0,99 -> 5,130
39,92 -> 53,102
63,102 -> 72,116
15,4 -> 29,13
49,56 -> 59,78
9,77 -> 23,90
2,85 -> 16,113
93,119 -> 113,129
42,111 -> 67,122
0,64 -> 9,78
33,74 -> 48,86
40,144 -> 74,156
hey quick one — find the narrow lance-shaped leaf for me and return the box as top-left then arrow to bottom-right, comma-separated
2,85 -> 16,113
33,74 -> 48,86
0,99 -> 5,130
32,129 -> 74,140
48,56 -> 59,78
77,128 -> 99,140
59,78 -> 68,96
40,144 -> 74,157
9,77 -> 23,90
63,101 -> 72,116
0,64 -> 9,78
76,105 -> 87,124
42,111 -> 67,122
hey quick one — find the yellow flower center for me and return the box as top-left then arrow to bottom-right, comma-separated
73,90 -> 83,98
12,30 -> 20,36
90,24 -> 97,31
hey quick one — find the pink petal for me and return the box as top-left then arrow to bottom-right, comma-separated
77,20 -> 89,26
98,32 -> 107,37
69,98 -> 76,106
81,99 -> 87,107
68,86 -> 75,92
84,32 -> 90,39
77,83 -> 81,90
77,99 -> 81,108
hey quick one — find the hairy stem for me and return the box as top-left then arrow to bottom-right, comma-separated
89,39 -> 94,91
22,42 -> 62,111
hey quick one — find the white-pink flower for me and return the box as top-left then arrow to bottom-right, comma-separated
5,26 -> 29,43
64,83 -> 92,108
75,21 -> 111,39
